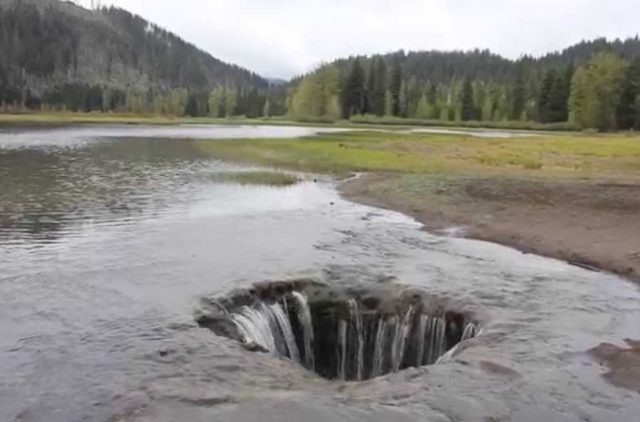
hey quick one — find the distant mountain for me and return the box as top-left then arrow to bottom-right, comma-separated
266,78 -> 288,86
0,0 -> 271,115
327,37 -> 640,86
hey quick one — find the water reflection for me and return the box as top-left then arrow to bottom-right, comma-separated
0,124 -> 349,150
0,137 -> 256,245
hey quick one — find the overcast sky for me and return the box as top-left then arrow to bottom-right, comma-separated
94,0 -> 639,79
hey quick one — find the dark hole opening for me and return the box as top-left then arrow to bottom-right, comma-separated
197,280 -> 480,381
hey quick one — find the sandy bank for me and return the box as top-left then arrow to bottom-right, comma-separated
341,173 -> 640,284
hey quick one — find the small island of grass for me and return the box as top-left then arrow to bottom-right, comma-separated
212,171 -> 301,187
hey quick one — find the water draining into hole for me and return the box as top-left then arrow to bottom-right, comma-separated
197,280 -> 482,381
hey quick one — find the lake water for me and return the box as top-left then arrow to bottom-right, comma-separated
0,125 -> 638,421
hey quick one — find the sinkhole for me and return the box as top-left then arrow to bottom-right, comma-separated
196,279 -> 482,381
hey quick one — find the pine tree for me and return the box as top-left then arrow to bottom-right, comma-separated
398,81 -> 408,117
537,69 -> 556,123
460,78 -> 476,121
555,64 -> 574,122
340,58 -> 367,118
366,60 -> 376,115
372,58 -> 388,116
427,83 -> 437,106
542,64 -> 573,123
617,58 -> 640,130
185,94 -> 199,117
405,78 -> 422,117
510,66 -> 526,121
390,56 -> 403,116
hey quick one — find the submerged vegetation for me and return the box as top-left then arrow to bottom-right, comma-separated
212,171 -> 300,186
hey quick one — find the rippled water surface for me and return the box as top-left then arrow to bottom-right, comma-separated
0,125 -> 639,422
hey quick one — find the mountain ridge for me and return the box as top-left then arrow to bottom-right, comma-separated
0,0 -> 268,112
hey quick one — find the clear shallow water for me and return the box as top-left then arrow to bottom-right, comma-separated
0,125 -> 639,422
0,124 -> 349,150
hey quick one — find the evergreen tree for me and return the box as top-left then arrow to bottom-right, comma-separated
405,78 -> 422,117
366,60 -> 376,114
371,58 -> 388,116
397,81 -> 408,117
554,64 -> 574,122
427,83 -> 437,105
390,56 -> 404,116
510,65 -> 526,120
185,94 -> 199,117
340,58 -> 367,118
460,78 -> 476,121
617,58 -> 640,130
538,64 -> 573,123
537,68 -> 557,122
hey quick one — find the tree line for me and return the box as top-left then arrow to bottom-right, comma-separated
289,40 -> 640,131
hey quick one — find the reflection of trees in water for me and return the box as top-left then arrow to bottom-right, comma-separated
0,138 -> 210,243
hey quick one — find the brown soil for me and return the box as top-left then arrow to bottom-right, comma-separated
341,173 -> 640,283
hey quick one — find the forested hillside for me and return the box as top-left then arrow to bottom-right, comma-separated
0,0 -> 283,116
289,38 -> 640,130
2,0 -> 639,129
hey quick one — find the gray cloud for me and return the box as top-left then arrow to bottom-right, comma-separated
91,0 -> 639,79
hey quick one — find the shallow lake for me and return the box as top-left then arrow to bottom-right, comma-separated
0,125 -> 638,422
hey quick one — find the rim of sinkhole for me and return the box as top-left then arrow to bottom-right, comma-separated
196,279 -> 484,381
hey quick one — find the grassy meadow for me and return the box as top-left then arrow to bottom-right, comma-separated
195,130 -> 640,180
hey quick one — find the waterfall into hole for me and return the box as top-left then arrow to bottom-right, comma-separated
197,281 -> 482,381
290,291 -> 315,370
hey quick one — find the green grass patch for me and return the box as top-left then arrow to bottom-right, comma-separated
211,171 -> 300,186
196,130 -> 640,179
349,114 -> 578,132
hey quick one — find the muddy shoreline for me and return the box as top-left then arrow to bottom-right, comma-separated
341,173 -> 640,284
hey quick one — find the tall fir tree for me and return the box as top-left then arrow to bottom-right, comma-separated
390,56 -> 404,116
537,68 -> 557,122
510,65 -> 526,120
460,78 -> 476,121
427,83 -> 437,105
372,58 -> 388,115
340,58 -> 367,118
617,58 -> 640,130
366,60 -> 376,115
